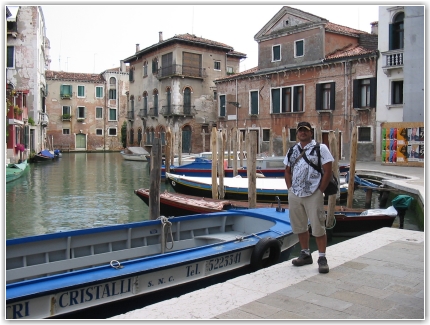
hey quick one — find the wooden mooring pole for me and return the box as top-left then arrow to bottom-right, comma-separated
149,137 -> 161,220
211,127 -> 218,199
347,126 -> 358,208
247,131 -> 257,208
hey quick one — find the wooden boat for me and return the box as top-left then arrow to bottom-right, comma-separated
120,147 -> 149,161
33,149 -> 56,162
6,160 -> 29,183
134,189 -> 398,236
165,172 -> 348,203
6,208 -> 298,319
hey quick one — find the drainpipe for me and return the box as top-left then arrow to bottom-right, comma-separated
235,79 -> 238,128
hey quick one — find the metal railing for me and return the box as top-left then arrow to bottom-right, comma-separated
127,111 -> 134,120
160,105 -> 196,117
157,64 -> 207,79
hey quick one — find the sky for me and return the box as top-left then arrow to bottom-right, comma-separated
38,3 -> 380,74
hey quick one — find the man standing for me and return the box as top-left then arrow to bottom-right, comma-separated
284,121 -> 334,274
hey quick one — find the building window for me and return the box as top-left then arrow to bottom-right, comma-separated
227,66 -> 234,74
63,129 -> 70,135
358,127 -> 372,142
392,80 -> 403,104
109,108 -> 117,121
143,92 -> 148,112
129,68 -> 134,82
272,45 -> 281,61
316,83 -> 335,110
109,89 -> 116,99
62,106 -> 71,116
143,61 -> 148,77
214,61 -> 221,71
390,12 -> 404,50
108,128 -> 117,136
290,128 -> 297,142
219,95 -> 226,117
273,85 -> 306,114
262,129 -> 270,142
153,89 -> 158,115
96,107 -> 103,119
77,106 -> 85,119
213,91 -> 217,100
293,86 -> 304,112
96,128 -> 103,136
184,87 -> 191,115
250,90 -> 259,115
60,85 -> 72,98
152,58 -> 158,74
7,46 -> 14,68
95,86 -> 103,98
353,78 -> 377,109
295,40 -> 304,57
78,85 -> 85,97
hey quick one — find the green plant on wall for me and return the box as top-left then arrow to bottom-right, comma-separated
121,121 -> 127,148
28,117 -> 35,126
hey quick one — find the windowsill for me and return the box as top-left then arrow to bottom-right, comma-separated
316,110 -> 332,114
386,104 -> 403,110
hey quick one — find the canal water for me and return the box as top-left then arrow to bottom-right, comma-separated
6,152 -> 421,240
6,152 -> 422,319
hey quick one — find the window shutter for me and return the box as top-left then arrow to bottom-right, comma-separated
271,88 -> 280,113
315,84 -> 322,110
370,77 -> 377,108
352,79 -> 360,108
330,82 -> 335,110
220,95 -> 225,116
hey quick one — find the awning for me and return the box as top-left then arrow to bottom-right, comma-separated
7,6 -> 19,22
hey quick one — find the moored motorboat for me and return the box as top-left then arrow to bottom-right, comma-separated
6,208 -> 298,319
165,172 -> 348,203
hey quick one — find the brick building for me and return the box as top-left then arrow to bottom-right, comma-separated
214,6 -> 379,161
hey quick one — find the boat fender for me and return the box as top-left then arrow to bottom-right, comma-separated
250,237 -> 281,271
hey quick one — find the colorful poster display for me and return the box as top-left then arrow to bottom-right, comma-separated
382,125 -> 424,164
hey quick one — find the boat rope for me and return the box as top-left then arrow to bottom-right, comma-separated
110,260 -> 123,269
235,236 -> 245,241
251,233 -> 262,239
157,216 -> 174,251
326,216 -> 337,230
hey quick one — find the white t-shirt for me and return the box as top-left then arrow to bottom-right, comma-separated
283,140 -> 334,197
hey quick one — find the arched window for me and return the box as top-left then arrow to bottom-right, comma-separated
137,128 -> 142,146
153,89 -> 158,115
143,92 -> 148,117
109,77 -> 116,99
152,58 -> 158,74
184,87 -> 191,115
166,87 -> 172,114
390,12 -> 404,50
158,127 -> 166,146
143,61 -> 148,77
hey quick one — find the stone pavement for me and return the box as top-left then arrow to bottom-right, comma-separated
110,227 -> 424,320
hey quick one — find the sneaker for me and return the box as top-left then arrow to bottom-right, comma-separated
292,251 -> 313,266
318,256 -> 329,273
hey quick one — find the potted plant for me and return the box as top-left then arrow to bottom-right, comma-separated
62,114 -> 72,120
14,105 -> 23,116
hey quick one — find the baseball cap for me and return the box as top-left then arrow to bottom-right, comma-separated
297,121 -> 312,130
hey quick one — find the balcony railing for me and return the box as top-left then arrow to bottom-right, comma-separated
138,108 -> 147,119
60,93 -> 72,99
148,107 -> 158,117
381,49 -> 404,76
157,64 -> 207,79
161,105 -> 196,117
127,110 -> 134,120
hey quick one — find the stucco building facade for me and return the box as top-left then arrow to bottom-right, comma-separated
6,6 -> 50,163
123,32 -> 246,155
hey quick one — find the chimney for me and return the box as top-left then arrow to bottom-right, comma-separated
370,21 -> 378,35
159,31 -> 163,42
136,44 -> 140,52
120,60 -> 125,73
